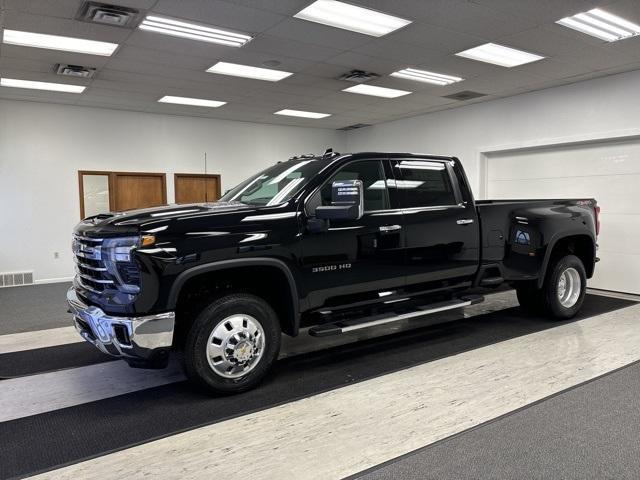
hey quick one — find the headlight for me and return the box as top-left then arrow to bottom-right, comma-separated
102,235 -> 154,294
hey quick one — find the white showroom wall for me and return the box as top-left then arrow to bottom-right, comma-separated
0,99 -> 346,282
346,68 -> 640,196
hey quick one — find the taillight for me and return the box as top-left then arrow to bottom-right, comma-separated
594,205 -> 601,236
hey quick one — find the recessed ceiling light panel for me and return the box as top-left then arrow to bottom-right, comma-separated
207,62 -> 293,81
294,0 -> 411,37
390,68 -> 463,85
455,43 -> 544,68
2,29 -> 118,56
158,96 -> 226,108
557,8 -> 640,42
274,109 -> 331,119
1,78 -> 86,93
342,84 -> 411,98
139,15 -> 252,47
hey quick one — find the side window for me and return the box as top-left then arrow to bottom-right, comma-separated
311,160 -> 390,213
396,160 -> 457,208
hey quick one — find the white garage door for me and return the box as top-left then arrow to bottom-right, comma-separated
485,137 -> 640,295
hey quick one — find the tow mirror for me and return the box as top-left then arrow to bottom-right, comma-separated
315,179 -> 364,221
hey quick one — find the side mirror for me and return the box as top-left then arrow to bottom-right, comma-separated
315,179 -> 364,222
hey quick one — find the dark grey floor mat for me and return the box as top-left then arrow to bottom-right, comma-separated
355,361 -> 640,480
0,282 -> 71,335
0,295 -> 634,479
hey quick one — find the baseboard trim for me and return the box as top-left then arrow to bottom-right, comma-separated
34,277 -> 74,286
587,288 -> 640,302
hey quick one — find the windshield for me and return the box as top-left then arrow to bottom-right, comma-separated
220,158 -> 326,206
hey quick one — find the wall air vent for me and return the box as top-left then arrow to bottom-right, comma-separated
56,64 -> 97,78
337,123 -> 372,131
442,90 -> 487,101
77,1 -> 141,27
338,70 -> 380,83
0,271 -> 34,288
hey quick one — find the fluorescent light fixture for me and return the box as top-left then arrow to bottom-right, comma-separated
390,68 -> 463,86
2,29 -> 118,56
139,15 -> 252,47
0,77 -> 85,93
455,43 -> 544,68
294,0 -> 411,37
556,8 -> 640,42
274,109 -> 331,119
206,61 -> 292,81
158,95 -> 226,108
342,84 -> 411,98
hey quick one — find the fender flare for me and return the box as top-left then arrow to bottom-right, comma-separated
537,230 -> 596,289
167,258 -> 301,334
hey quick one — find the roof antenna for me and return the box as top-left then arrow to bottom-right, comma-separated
324,147 -> 333,156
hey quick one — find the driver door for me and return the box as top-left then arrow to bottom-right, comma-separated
299,158 -> 405,310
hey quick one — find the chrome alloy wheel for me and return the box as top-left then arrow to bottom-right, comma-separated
206,314 -> 265,379
557,267 -> 581,308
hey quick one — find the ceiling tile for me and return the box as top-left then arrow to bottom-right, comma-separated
353,39 -> 442,65
263,18 -> 374,50
386,23 -> 488,53
324,51 -> 405,75
152,0 -> 286,34
243,34 -> 344,62
123,30 -> 238,59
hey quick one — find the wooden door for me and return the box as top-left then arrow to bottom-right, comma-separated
113,173 -> 167,211
175,174 -> 221,204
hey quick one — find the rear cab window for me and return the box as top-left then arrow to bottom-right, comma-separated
394,159 -> 458,208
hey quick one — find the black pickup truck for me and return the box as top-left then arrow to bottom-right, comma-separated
68,151 -> 600,393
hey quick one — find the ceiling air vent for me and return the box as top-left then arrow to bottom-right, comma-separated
337,123 -> 372,131
442,90 -> 487,101
56,64 -> 96,78
338,70 -> 380,83
77,1 -> 141,27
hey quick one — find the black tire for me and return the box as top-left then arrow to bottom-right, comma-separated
183,293 -> 281,395
541,254 -> 587,319
515,281 -> 544,313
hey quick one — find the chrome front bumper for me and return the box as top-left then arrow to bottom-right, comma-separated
67,287 -> 175,366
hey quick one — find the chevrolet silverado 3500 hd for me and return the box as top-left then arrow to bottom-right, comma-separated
68,151 -> 599,393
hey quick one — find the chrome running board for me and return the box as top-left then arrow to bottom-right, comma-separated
309,295 -> 483,337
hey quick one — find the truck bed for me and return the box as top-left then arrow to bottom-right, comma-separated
475,197 -> 597,282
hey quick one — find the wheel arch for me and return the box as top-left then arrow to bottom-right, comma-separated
537,232 -> 596,289
168,258 -> 301,337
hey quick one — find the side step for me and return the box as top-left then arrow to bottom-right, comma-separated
309,295 -> 484,337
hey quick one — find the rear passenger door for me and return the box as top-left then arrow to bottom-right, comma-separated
393,158 -> 479,286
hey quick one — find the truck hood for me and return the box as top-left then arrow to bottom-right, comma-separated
75,201 -> 260,236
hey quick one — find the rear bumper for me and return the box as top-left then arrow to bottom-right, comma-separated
67,287 -> 174,367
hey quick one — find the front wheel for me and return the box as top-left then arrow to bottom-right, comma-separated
183,293 -> 281,395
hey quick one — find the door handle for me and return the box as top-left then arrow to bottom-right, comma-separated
379,224 -> 402,232
456,219 -> 474,225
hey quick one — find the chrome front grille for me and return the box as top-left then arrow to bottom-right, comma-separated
72,235 -> 114,293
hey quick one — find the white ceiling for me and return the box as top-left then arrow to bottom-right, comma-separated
1,0 -> 639,129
